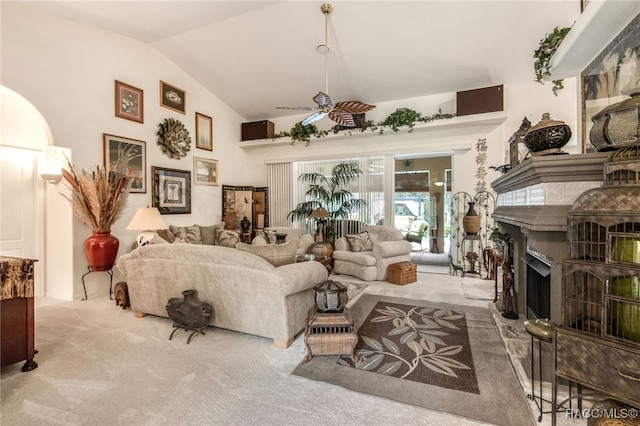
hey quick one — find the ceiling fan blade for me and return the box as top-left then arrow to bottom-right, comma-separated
276,106 -> 319,111
312,92 -> 335,108
302,111 -> 327,126
328,110 -> 356,127
334,101 -> 376,114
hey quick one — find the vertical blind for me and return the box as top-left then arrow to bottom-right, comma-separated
266,162 -> 293,227
267,156 -> 385,236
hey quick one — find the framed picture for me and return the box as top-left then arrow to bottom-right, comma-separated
195,112 -> 213,150
159,80 -> 186,114
152,166 -> 191,214
193,157 -> 219,186
581,13 -> 640,152
114,80 -> 143,123
103,133 -> 146,193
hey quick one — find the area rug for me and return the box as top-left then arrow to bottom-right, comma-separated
293,294 -> 534,426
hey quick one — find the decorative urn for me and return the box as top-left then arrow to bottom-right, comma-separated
523,113 -> 571,155
240,216 -> 251,232
314,280 -> 348,313
590,92 -> 640,151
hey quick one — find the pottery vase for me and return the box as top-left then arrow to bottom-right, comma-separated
462,201 -> 481,235
166,289 -> 213,329
240,216 -> 251,232
83,231 -> 119,271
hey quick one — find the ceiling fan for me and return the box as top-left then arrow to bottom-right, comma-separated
277,3 -> 375,127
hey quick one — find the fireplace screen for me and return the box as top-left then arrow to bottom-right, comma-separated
522,252 -> 551,319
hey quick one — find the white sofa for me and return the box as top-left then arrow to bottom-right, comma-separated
116,244 -> 328,348
332,225 -> 412,281
251,226 -> 315,256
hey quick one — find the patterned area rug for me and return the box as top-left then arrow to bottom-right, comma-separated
338,301 -> 479,394
293,294 -> 534,426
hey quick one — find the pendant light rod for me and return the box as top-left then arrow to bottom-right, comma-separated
317,3 -> 333,95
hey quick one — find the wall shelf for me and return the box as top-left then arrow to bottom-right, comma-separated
239,111 -> 508,149
546,0 -> 640,81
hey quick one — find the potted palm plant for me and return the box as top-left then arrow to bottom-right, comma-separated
288,162 -> 366,244
62,161 -> 130,271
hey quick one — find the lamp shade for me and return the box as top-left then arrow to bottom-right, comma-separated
127,207 -> 167,231
311,206 -> 330,218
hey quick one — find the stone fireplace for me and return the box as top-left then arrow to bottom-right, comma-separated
491,152 -> 609,322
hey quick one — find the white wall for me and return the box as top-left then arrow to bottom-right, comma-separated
244,75 -> 579,197
1,2 -> 580,299
2,3 -> 252,299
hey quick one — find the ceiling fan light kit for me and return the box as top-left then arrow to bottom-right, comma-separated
277,3 -> 375,128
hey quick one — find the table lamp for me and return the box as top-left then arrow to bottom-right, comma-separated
311,206 -> 330,243
310,206 -> 333,258
127,207 -> 167,247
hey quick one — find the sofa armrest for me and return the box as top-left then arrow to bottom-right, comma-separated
334,237 -> 349,251
275,261 -> 329,296
298,234 -> 315,254
252,235 -> 268,245
373,240 -> 412,258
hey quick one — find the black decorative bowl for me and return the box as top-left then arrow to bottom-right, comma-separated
524,113 -> 571,155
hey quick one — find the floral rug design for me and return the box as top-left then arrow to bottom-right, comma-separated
338,301 -> 479,394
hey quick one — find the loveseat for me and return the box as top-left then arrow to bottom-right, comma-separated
116,243 -> 328,348
332,225 -> 412,281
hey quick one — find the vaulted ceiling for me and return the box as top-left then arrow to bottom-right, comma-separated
19,1 -> 579,122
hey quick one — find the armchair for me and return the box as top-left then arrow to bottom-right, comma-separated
332,225 -> 412,281
405,219 -> 428,249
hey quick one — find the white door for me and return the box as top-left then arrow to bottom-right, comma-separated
0,146 -> 41,293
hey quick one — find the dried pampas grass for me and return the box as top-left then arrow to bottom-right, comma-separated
61,161 -> 130,231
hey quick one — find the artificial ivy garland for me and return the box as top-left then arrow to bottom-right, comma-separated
533,26 -> 572,96
274,108 -> 455,145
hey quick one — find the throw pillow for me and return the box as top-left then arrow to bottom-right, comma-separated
156,228 -> 173,243
263,229 -> 277,244
150,234 -> 170,244
345,231 -> 373,252
198,222 -> 225,245
236,238 -> 299,267
216,228 -> 240,248
169,225 -> 202,244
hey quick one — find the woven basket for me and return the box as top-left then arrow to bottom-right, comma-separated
388,261 -> 417,285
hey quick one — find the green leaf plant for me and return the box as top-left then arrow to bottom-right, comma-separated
533,26 -> 572,96
287,161 -> 367,243
273,108 -> 455,145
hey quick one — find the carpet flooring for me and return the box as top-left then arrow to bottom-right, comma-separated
293,295 -> 533,426
0,271 -> 584,426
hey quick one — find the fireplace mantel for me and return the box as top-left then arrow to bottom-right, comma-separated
492,153 -> 609,232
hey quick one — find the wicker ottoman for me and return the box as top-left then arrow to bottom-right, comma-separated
388,261 -> 417,285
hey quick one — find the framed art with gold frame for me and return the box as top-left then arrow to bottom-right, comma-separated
103,133 -> 146,193
115,80 -> 143,123
195,112 -> 213,150
193,156 -> 218,186
159,80 -> 186,114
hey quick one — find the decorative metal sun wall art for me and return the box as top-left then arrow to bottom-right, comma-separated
157,118 -> 191,159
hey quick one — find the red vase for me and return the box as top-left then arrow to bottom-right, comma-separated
84,231 -> 119,271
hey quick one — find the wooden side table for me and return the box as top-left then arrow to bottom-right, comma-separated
241,232 -> 252,244
1,256 -> 38,372
304,306 -> 358,363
